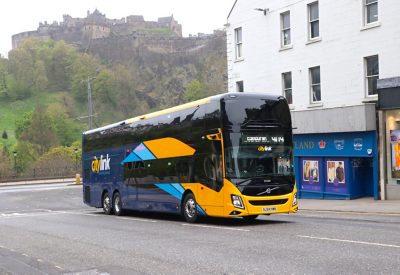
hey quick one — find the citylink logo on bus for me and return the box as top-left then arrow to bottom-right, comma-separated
91,154 -> 111,174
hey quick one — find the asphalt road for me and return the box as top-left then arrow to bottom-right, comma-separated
0,183 -> 399,275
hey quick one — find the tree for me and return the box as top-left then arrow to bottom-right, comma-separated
19,105 -> 59,154
184,80 -> 207,102
47,103 -> 81,146
93,69 -> 117,107
29,145 -> 80,178
33,60 -> 49,92
48,41 -> 76,91
0,57 -> 8,98
2,130 -> 7,139
15,111 -> 33,139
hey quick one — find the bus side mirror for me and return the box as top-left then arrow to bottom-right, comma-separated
206,133 -> 222,141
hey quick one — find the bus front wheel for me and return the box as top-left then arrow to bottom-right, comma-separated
182,193 -> 198,223
102,191 -> 112,215
113,192 -> 124,216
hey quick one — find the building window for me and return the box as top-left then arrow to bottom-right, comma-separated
281,12 -> 291,46
234,27 -> 243,59
309,66 -> 321,102
282,72 -> 292,104
236,81 -> 244,93
365,0 -> 378,24
308,2 -> 319,39
365,55 -> 379,96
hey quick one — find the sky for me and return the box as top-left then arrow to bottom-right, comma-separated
0,0 -> 235,57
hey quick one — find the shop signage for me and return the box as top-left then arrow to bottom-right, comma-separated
294,132 -> 375,157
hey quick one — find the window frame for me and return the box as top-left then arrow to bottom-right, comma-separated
309,66 -> 321,103
282,72 -> 293,105
236,81 -> 244,93
280,11 -> 291,47
308,1 -> 320,40
364,0 -> 378,25
364,55 -> 379,97
234,27 -> 243,60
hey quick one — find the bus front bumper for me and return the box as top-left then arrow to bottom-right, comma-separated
227,192 -> 298,217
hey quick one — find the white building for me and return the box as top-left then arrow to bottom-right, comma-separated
226,0 -> 400,199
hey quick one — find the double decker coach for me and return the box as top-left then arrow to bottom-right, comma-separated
82,93 -> 298,222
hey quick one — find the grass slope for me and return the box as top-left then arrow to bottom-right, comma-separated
0,93 -> 72,146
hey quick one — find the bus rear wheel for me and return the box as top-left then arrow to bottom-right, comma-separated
102,192 -> 112,215
182,193 -> 198,223
113,192 -> 124,216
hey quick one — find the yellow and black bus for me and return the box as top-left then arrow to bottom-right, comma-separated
82,92 -> 298,222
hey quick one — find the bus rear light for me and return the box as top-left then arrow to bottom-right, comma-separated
231,195 -> 244,209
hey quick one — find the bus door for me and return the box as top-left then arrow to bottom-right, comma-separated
123,161 -> 141,207
195,131 -> 224,216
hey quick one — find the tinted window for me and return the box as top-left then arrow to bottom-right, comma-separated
222,98 -> 291,127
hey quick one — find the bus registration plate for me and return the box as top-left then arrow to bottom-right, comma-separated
262,207 -> 276,212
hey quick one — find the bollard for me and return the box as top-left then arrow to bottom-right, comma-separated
75,173 -> 81,184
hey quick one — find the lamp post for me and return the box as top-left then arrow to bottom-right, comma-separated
74,148 -> 79,173
13,151 -> 17,177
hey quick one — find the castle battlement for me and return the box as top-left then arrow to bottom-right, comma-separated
12,9 -> 183,49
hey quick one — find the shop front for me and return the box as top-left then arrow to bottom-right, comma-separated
294,131 -> 378,200
377,77 -> 400,199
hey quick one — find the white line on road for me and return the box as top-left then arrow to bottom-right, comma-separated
0,209 -> 159,224
116,216 -> 158,223
182,223 -> 250,232
298,235 -> 400,248
0,182 -> 78,190
300,209 -> 400,217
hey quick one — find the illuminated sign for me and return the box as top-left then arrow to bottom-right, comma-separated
91,154 -> 111,173
258,146 -> 272,152
243,135 -> 285,144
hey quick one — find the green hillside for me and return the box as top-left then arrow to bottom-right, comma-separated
0,93 -> 66,141
0,36 -> 226,177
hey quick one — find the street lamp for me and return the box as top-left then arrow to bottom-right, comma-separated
74,148 -> 79,173
87,76 -> 95,130
13,151 -> 17,177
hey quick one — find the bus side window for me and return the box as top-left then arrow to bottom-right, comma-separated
134,161 -> 144,169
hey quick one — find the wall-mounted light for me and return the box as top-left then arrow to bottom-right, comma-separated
254,8 -> 269,16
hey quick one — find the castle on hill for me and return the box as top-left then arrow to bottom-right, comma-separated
12,9 -> 184,49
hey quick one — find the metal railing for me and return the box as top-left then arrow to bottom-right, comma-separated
0,166 -> 79,183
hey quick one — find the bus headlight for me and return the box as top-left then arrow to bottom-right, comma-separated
292,193 -> 298,206
231,195 -> 244,209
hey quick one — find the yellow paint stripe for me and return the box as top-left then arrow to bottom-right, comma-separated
144,138 -> 196,159
125,97 -> 211,124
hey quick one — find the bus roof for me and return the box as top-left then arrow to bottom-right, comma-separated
83,92 -> 283,135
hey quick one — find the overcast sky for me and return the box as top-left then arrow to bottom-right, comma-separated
0,0 -> 235,57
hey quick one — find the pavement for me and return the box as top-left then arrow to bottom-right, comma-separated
0,179 -> 399,214
299,198 -> 400,215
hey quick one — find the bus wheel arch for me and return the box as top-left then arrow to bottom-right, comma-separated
113,191 -> 124,216
102,190 -> 113,215
181,191 -> 199,223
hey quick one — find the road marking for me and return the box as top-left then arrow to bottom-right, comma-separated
182,224 -> 250,232
0,209 -> 159,224
300,209 -> 400,217
116,216 -> 158,223
298,235 -> 400,248
54,210 -> 158,223
0,183 -> 79,194
55,265 -> 64,270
